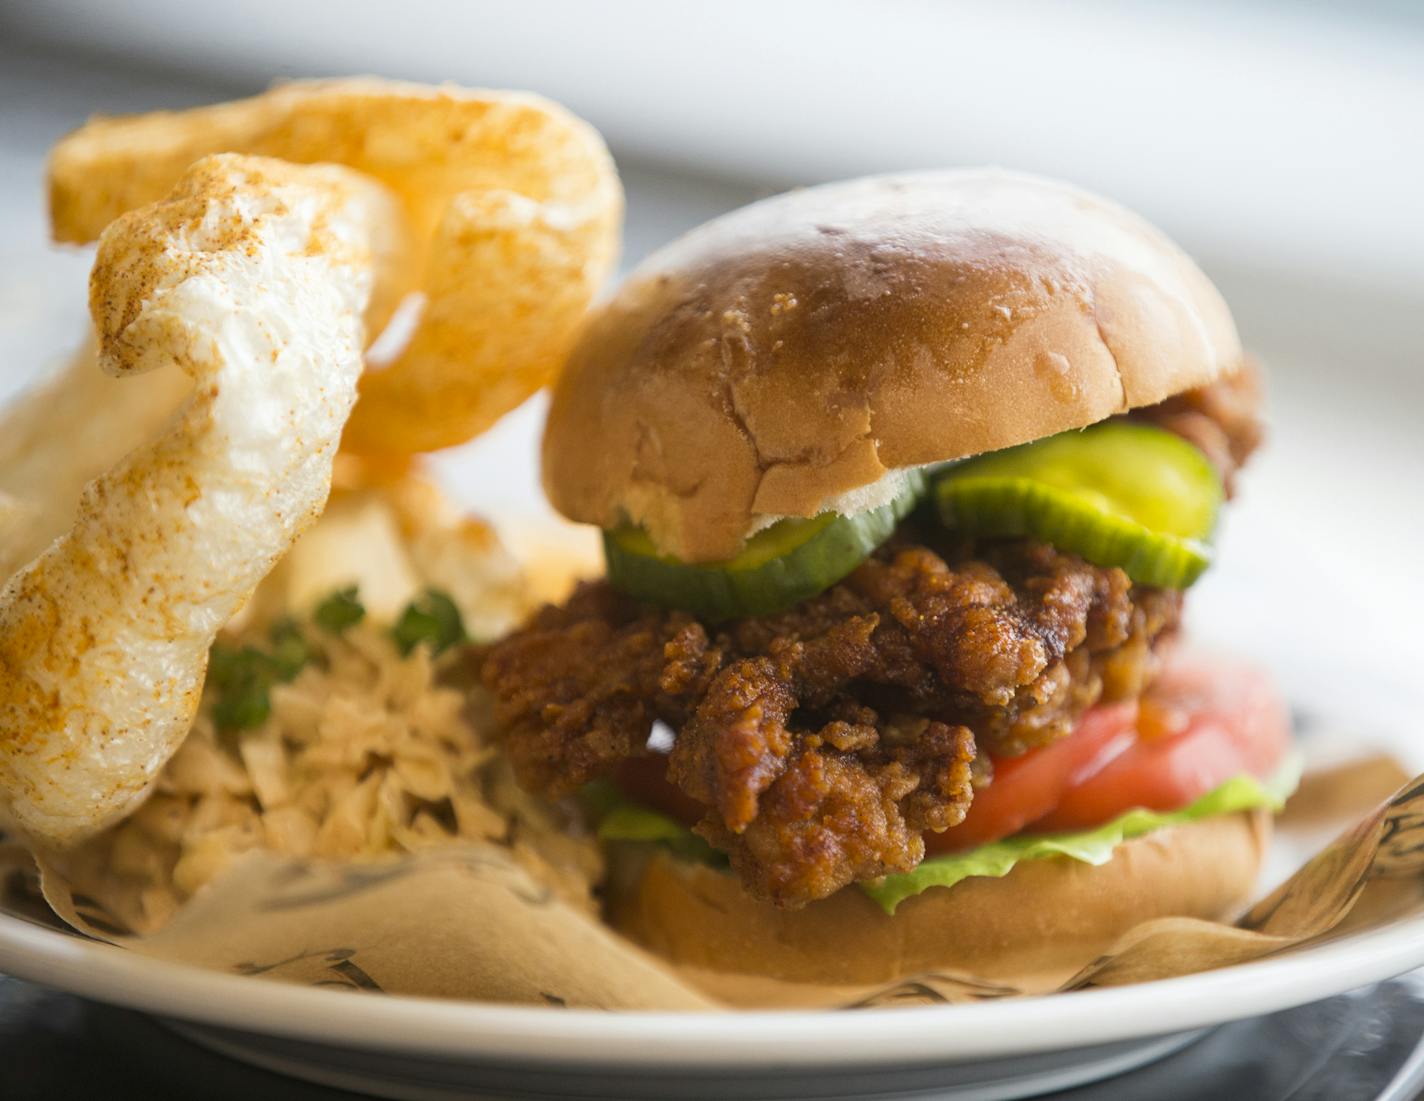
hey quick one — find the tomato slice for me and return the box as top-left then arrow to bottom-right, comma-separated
925,702 -> 1139,853
1035,656 -> 1290,832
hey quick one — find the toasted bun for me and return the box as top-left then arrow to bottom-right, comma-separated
607,811 -> 1269,987
544,170 -> 1242,561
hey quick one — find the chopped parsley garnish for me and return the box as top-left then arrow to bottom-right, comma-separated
391,588 -> 467,657
207,586 -> 463,732
207,645 -> 258,729
208,645 -> 279,732
313,586 -> 365,635
267,618 -> 313,680
208,620 -> 314,732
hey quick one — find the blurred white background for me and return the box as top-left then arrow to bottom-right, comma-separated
0,1 -> 1420,742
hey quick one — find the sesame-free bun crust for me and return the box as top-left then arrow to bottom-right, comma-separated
608,811 -> 1269,987
544,170 -> 1242,561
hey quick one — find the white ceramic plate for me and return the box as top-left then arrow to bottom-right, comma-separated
2,903 -> 1424,1100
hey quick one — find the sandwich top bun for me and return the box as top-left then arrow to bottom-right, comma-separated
608,810 -> 1270,988
543,169 -> 1242,562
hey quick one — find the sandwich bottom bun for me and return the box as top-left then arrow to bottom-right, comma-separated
607,811 -> 1270,989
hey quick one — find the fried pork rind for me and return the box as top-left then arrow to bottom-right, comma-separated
48,77 -> 624,454
0,154 -> 403,847
0,338 -> 190,581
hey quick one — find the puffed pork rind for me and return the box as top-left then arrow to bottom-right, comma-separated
0,154 -> 400,846
48,77 -> 624,455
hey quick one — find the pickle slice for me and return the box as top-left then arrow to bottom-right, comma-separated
933,422 -> 1222,589
605,471 -> 926,621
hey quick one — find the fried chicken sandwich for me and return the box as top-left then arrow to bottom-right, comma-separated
475,170 -> 1294,985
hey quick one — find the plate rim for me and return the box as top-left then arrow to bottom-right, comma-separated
0,908 -> 1421,1069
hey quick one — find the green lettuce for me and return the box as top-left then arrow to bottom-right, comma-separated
599,800 -> 696,844
862,755 -> 1301,913
597,798 -> 727,865
591,756 -> 1301,915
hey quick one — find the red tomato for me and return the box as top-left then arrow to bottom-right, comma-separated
925,701 -> 1140,853
1034,656 -> 1290,832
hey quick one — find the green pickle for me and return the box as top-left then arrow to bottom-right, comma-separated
933,422 -> 1222,588
604,471 -> 926,621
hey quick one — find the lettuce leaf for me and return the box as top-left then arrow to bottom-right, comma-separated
597,799 -> 726,865
591,756 -> 1301,914
861,755 -> 1301,913
599,800 -> 694,844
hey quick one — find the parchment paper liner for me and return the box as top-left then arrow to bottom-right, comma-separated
3,750 -> 1418,1011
